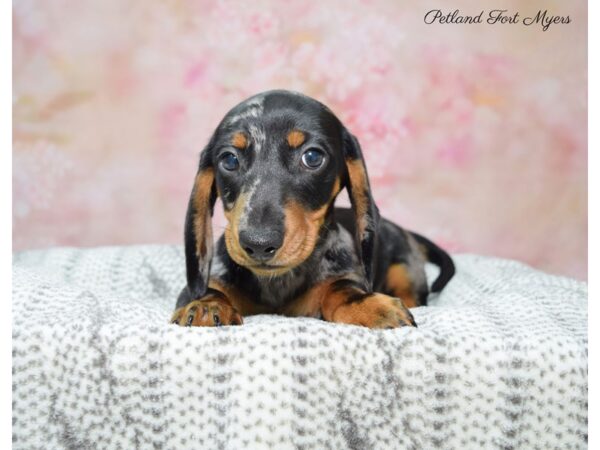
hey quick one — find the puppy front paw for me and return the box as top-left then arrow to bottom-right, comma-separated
171,297 -> 243,327
330,293 -> 416,329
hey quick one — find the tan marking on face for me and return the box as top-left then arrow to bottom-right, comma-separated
386,263 -> 418,308
287,129 -> 305,148
346,159 -> 369,235
270,197 -> 330,269
223,179 -> 341,276
258,178 -> 341,275
192,168 -> 215,258
331,177 -> 342,199
232,132 -> 248,149
223,192 -> 253,266
237,200 -> 326,277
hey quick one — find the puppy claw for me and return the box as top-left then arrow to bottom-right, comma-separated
171,298 -> 243,327
185,308 -> 196,326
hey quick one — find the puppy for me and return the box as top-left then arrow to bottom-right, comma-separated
171,90 -> 455,328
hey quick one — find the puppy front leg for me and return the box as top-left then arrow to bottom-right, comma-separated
321,279 -> 417,329
171,286 -> 243,327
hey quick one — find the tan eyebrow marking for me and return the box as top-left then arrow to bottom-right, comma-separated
287,130 -> 305,148
232,132 -> 248,149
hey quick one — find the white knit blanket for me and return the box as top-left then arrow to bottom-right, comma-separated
12,245 -> 587,449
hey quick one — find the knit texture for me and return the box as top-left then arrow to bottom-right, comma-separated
12,245 -> 587,449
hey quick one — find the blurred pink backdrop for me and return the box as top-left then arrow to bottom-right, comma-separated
13,0 -> 587,279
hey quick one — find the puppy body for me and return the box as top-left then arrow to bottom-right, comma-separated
172,90 -> 455,328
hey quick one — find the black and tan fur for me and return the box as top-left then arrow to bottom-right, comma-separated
171,90 -> 455,329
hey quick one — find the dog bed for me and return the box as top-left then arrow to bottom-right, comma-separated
12,245 -> 587,449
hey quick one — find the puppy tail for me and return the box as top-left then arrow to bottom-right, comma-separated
410,232 -> 455,292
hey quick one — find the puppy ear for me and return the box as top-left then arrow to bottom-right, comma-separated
342,129 -> 380,290
184,144 -> 218,300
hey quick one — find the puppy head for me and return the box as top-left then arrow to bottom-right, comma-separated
185,90 -> 379,297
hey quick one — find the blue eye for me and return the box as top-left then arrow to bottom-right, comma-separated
301,149 -> 325,169
220,152 -> 239,171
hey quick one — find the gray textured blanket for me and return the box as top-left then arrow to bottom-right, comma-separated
12,245 -> 587,449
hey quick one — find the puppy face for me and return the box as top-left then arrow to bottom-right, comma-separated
184,90 -> 379,299
211,92 -> 344,275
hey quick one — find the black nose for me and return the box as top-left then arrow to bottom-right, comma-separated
239,229 -> 283,262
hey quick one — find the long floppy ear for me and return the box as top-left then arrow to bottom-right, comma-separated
342,129 -> 380,291
184,143 -> 218,300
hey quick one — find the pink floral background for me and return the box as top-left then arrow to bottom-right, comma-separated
13,0 -> 587,279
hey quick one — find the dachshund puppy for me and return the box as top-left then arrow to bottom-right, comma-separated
171,90 -> 455,329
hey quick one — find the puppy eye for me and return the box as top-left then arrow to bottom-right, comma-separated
301,149 -> 325,169
220,152 -> 239,171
